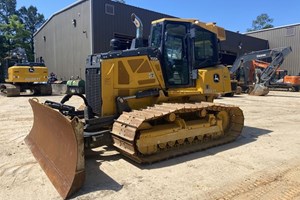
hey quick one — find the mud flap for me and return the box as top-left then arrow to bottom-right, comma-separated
25,99 -> 85,199
249,83 -> 269,96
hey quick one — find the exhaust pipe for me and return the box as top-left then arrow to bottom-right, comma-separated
131,13 -> 143,39
130,13 -> 144,48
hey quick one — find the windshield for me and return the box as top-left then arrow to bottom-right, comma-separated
193,26 -> 219,68
150,23 -> 162,48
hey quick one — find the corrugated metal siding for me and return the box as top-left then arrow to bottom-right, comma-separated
92,0 -> 173,53
247,25 -> 300,75
34,1 -> 91,80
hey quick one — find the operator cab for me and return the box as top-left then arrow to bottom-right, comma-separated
149,19 -> 220,88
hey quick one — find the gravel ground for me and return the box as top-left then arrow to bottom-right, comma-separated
0,91 -> 300,200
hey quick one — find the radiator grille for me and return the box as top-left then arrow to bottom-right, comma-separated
85,64 -> 101,116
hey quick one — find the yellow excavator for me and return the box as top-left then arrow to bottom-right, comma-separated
25,14 -> 244,199
0,47 -> 52,96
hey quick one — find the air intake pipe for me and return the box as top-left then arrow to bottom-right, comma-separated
130,13 -> 144,48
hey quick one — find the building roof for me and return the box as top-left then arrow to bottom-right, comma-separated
34,0 -> 176,36
245,23 -> 300,34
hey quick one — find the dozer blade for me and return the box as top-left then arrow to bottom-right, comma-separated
25,99 -> 85,199
249,83 -> 269,96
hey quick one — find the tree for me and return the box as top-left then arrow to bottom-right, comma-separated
0,0 -> 17,58
0,15 -> 31,54
0,35 -> 7,59
0,1 -> 45,61
247,13 -> 274,32
18,6 -> 46,61
0,0 -> 17,24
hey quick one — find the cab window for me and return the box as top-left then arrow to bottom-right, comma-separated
193,27 -> 218,68
150,23 -> 162,49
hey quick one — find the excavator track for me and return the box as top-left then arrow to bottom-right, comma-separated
111,102 -> 244,163
0,84 -> 20,97
0,83 -> 52,96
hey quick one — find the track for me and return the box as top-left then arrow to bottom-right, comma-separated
111,102 -> 244,163
0,84 -> 20,97
0,83 -> 52,96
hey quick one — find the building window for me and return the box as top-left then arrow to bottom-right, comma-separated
286,27 -> 295,37
72,19 -> 77,27
105,4 -> 115,15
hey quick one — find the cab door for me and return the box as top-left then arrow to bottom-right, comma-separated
162,22 -> 193,88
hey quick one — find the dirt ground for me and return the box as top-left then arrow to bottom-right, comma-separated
1,91 -> 300,200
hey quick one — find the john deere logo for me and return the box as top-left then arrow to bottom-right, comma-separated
213,74 -> 220,83
29,68 -> 34,73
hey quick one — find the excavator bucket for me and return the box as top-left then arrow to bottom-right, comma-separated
249,83 -> 269,96
25,99 -> 85,199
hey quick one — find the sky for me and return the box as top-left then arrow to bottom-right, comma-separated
16,0 -> 300,33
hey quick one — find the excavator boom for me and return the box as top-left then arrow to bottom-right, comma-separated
230,46 -> 292,95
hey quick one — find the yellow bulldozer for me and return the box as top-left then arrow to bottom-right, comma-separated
25,14 -> 244,199
0,47 -> 52,96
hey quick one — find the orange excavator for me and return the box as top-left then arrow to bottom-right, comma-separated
250,60 -> 300,92
230,46 -> 292,95
273,72 -> 300,92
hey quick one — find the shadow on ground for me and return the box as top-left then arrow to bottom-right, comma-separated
217,94 -> 246,99
72,146 -> 123,198
74,125 -> 271,197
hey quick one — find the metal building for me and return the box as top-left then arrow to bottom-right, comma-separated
246,24 -> 300,75
220,30 -> 269,65
34,0 -> 172,80
34,0 -> 269,81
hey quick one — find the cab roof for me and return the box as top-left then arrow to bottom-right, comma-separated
152,18 -> 226,41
